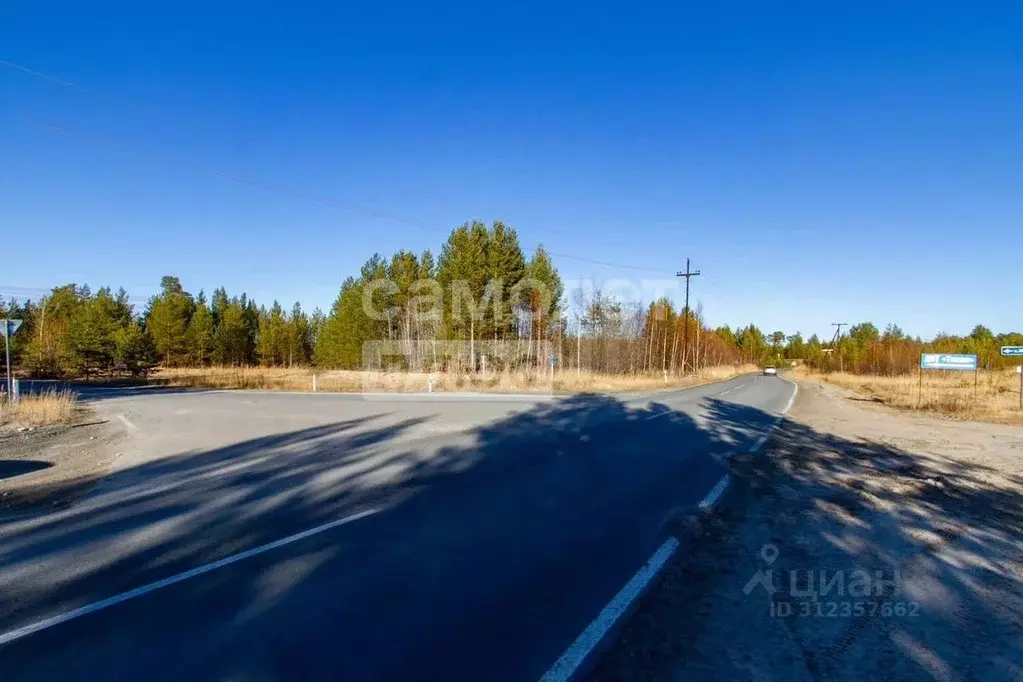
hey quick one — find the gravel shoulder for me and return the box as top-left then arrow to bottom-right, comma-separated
0,415 -> 128,515
592,379 -> 1023,681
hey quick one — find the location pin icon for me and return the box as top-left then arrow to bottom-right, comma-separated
761,544 -> 779,565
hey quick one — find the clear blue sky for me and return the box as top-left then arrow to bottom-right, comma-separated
2,2 -> 1021,340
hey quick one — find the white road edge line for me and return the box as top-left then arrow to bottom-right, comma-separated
537,376 -> 799,681
698,473 -> 731,509
0,508 -> 379,647
747,376 -> 798,454
116,414 -> 137,432
539,537 -> 680,682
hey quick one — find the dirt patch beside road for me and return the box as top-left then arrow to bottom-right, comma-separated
592,380 -> 1023,681
0,416 -> 127,515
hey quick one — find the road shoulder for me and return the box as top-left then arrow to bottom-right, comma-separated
0,413 -> 127,516
590,379 -> 1023,681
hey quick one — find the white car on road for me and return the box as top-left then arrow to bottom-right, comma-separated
762,365 -> 777,376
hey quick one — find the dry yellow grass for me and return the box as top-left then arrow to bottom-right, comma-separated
796,367 -> 1023,425
149,364 -> 759,394
1,389 -> 79,428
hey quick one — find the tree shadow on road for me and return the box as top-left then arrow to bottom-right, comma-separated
11,385 -> 1009,682
593,391 -> 1023,682
0,390 -> 784,682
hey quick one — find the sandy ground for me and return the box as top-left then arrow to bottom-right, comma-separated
593,379 -> 1023,681
0,417 -> 127,514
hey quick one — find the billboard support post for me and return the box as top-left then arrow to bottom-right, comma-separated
919,353 -> 979,411
918,365 -> 922,409
1000,347 -> 1023,410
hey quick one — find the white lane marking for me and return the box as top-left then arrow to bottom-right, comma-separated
698,474 -> 731,509
116,414 -> 137,432
538,376 -> 797,682
539,537 -> 680,682
717,383 -> 741,397
643,409 -> 672,421
716,378 -> 757,397
749,432 -> 771,453
0,508 -> 379,647
748,377 -> 799,454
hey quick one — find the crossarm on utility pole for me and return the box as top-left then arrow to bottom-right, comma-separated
676,259 -> 701,374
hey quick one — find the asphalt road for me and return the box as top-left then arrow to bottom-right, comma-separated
0,375 -> 795,681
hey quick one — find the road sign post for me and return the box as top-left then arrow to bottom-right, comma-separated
917,364 -> 922,409
918,353 -> 978,410
1003,347 -> 1023,409
1,320 -> 24,402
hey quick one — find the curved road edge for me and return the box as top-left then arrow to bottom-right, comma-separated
537,374 -> 799,682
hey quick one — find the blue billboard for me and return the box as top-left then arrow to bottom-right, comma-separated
920,353 -> 978,371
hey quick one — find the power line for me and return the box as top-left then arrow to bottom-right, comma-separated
5,58 -> 670,276
21,114 -> 671,276
830,322 -> 848,372
1,59 -> 120,100
676,258 -> 701,374
0,285 -> 152,306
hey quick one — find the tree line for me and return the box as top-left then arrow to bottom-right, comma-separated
4,220 -> 1016,380
707,322 -> 1022,375
0,278 -> 321,378
797,323 -> 1023,375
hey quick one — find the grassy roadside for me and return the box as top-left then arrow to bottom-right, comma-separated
1,389 -> 78,428
134,364 -> 760,394
795,366 -> 1023,425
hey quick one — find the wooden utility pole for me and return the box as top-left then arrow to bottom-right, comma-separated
576,316 -> 582,376
676,258 -> 701,374
830,322 -> 848,372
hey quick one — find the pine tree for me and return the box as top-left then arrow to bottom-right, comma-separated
114,321 -> 158,377
487,221 -> 526,341
256,300 -> 288,366
737,324 -> 766,364
524,244 -> 564,369
146,276 -> 194,366
389,250 -> 420,368
187,293 -> 215,365
286,302 -> 310,366
67,289 -> 120,378
241,295 -> 261,365
211,287 -> 230,328
359,253 -> 391,345
111,287 -> 134,327
213,298 -> 249,366
22,284 -> 84,377
769,331 -> 786,360
438,222 -> 489,369
308,307 -> 325,350
315,277 -> 370,369
416,249 -> 440,370
785,332 -> 805,359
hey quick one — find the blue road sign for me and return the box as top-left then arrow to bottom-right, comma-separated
1001,346 -> 1023,357
920,353 -> 978,371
